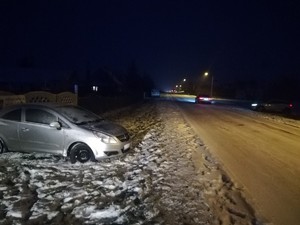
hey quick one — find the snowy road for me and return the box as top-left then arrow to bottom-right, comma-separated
178,101 -> 300,225
0,101 -> 264,225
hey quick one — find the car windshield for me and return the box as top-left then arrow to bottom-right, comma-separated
56,106 -> 103,125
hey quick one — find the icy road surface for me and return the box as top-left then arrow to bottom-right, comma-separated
0,101 -> 264,225
179,101 -> 300,225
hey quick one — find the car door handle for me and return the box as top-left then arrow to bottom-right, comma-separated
21,128 -> 29,132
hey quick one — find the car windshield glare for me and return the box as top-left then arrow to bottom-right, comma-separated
57,106 -> 102,125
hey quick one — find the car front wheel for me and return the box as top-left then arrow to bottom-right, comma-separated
69,143 -> 95,164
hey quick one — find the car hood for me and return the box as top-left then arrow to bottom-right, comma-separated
79,120 -> 128,136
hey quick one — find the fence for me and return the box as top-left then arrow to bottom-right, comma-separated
0,95 -> 26,108
0,91 -> 77,109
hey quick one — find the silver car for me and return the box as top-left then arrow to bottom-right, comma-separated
0,103 -> 131,163
251,100 -> 293,114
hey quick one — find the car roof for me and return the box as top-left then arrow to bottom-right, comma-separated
197,94 -> 210,96
265,99 -> 291,103
0,103 -> 76,115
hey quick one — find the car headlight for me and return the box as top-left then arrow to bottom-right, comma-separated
251,103 -> 258,107
93,132 -> 118,144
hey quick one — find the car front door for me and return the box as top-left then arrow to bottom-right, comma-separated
268,101 -> 285,112
19,108 -> 65,154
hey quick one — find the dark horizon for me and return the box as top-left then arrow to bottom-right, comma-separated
1,0 -> 300,91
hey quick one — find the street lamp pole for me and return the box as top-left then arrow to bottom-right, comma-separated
204,72 -> 214,97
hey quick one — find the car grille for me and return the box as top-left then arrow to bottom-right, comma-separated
116,133 -> 130,142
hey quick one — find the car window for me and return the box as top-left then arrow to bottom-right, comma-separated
1,109 -> 22,121
26,109 -> 56,125
271,100 -> 287,104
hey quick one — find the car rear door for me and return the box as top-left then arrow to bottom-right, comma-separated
19,107 -> 65,154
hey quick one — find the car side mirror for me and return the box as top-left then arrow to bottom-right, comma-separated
50,121 -> 62,130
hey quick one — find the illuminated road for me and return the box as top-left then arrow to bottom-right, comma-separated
176,100 -> 300,225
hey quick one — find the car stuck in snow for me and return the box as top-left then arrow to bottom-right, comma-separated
0,103 -> 131,163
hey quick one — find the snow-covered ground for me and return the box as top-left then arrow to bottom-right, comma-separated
0,101 -> 264,225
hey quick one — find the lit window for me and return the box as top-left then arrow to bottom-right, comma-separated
92,86 -> 98,92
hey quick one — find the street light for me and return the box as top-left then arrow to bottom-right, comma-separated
182,78 -> 187,93
204,72 -> 214,97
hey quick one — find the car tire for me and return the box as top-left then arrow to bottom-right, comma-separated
69,143 -> 95,164
0,138 -> 7,154
282,108 -> 291,114
257,106 -> 265,112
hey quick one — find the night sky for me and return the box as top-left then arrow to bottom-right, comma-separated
1,0 -> 300,90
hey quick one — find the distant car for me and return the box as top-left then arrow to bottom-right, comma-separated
195,94 -> 213,104
251,100 -> 293,114
0,103 -> 131,163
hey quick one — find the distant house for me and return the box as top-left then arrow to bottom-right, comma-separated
87,67 -> 126,96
